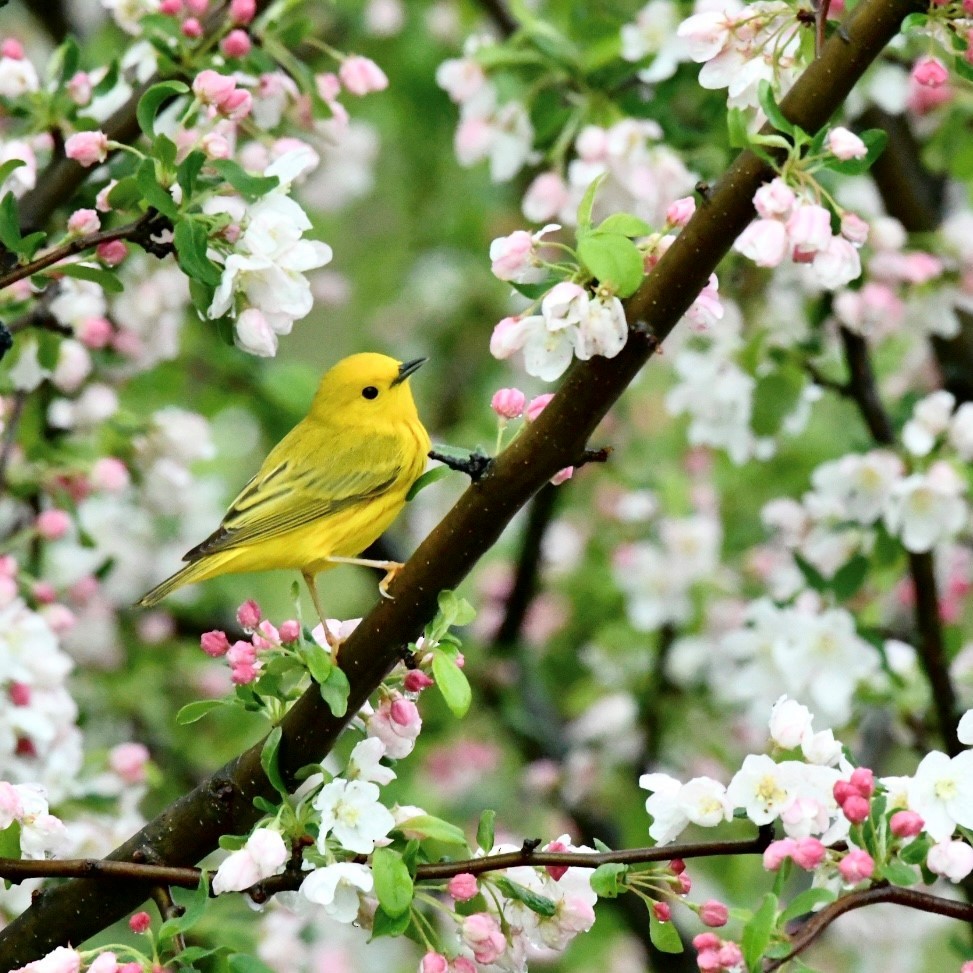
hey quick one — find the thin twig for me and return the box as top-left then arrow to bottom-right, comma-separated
149,886 -> 186,951
838,327 -> 894,446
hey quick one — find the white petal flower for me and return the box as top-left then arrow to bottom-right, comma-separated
907,750 -> 973,841
346,737 -> 396,786
212,827 -> 288,894
313,777 -> 395,854
883,463 -> 967,553
299,862 -> 373,922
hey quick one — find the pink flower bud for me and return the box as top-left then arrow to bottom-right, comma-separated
526,393 -> 554,422
842,794 -> 870,824
669,858 -> 686,874
544,839 -> 569,880
786,203 -> 832,258
96,240 -> 127,266
193,69 -> 236,105
912,55 -> 948,88
0,39 -> 24,59
231,662 -> 259,684
77,315 -> 113,349
67,71 -> 92,105
220,88 -> 253,120
489,316 -> 526,360
753,178 -> 796,218
67,208 -> 100,236
676,871 -> 692,894
221,29 -> 252,58
201,131 -> 231,160
890,810 -> 925,838
763,838 -> 796,871
692,933 -> 721,951
699,899 -> 729,927
390,697 -> 419,726
420,953 -> 449,973
129,911 -> 151,934
201,630 -> 231,657
109,742 -> 150,784
42,603 -> 76,633
339,56 -> 389,96
181,16 -> 203,37
32,581 -> 55,604
159,0 -> 182,13
403,669 -> 434,692
653,901 -> 672,922
792,837 -> 826,870
550,466 -> 574,486
838,848 -> 874,883
227,640 -> 257,667
696,948 -> 721,973
849,767 -> 875,798
36,509 -> 71,540
461,912 -> 506,965
826,126 -> 867,161
91,457 -> 129,492
237,599 -> 261,629
447,872 -> 478,901
833,780 -> 856,806
9,682 -> 30,706
230,0 -> 257,23
279,619 -> 301,643
666,196 -> 696,226
717,942 -> 743,968
65,130 -> 109,167
841,212 -> 869,245
491,387 -> 526,419
185,0 -> 207,12
119,964 -> 143,973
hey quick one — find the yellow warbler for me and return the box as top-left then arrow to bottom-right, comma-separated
138,353 -> 430,648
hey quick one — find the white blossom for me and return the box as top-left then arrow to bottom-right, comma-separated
299,861 -> 373,922
313,777 -> 395,854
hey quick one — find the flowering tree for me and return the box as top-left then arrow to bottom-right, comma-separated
6,0 -> 973,971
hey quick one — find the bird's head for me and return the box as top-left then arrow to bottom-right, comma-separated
309,352 -> 426,427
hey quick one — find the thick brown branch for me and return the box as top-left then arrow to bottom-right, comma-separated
0,0 -> 922,962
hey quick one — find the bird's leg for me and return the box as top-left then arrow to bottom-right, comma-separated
325,556 -> 404,600
302,571 -> 340,660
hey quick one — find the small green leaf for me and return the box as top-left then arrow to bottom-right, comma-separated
494,876 -> 557,917
577,232 -> 644,297
0,192 -> 22,250
319,665 -> 350,717
406,465 -> 452,501
260,726 -> 287,796
778,887 -> 835,924
432,653 -> 472,718
178,150 -> 206,199
0,821 -> 21,860
171,945 -> 226,965
881,860 -> 919,886
174,218 -> 221,287
137,80 -> 190,138
159,874 -> 210,943
757,80 -> 796,137
590,862 -> 627,898
136,158 -> 179,219
477,809 -> 495,852
210,159 -> 279,199
727,108 -> 751,150
750,367 -> 806,437
395,813 -> 469,847
372,847 -> 414,917
437,589 -> 475,627
596,212 -> 651,237
649,908 -> 684,953
370,904 -> 412,939
228,955 -> 277,973
0,159 -> 24,190
175,698 -> 225,725
576,172 -> 607,232
742,893 -> 778,970
53,263 -> 124,294
831,554 -> 869,599
899,835 -> 932,865
793,552 -> 828,593
509,278 -> 558,301
107,177 -> 142,211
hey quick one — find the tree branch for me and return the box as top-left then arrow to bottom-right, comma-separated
0,0 -> 922,962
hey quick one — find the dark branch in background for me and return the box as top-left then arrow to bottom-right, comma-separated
475,0 -> 518,37
838,328 -> 895,446
27,0 -> 72,44
0,391 -> 26,493
0,0 -> 924,963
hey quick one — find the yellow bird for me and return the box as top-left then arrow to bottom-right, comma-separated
138,353 -> 430,652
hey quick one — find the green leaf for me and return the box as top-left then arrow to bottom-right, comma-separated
827,128 -> 888,175
590,862 -> 627,898
319,664 -> 350,717
175,698 -> 225,725
0,821 -> 21,860
437,589 -> 476,627
742,893 -> 778,971
302,641 -> 333,684
260,726 -> 287,796
477,809 -> 495,852
649,908 -> 684,953
778,887 -> 835,924
577,232 -> 644,297
178,150 -> 206,199
159,874 -> 210,942
494,876 -> 557,917
210,159 -> 279,199
576,172 -> 607,232
750,366 -> 806,437
228,955 -> 277,973
597,212 -> 652,238
727,108 -> 750,150
136,158 -> 179,219
831,554 -> 869,599
406,465 -> 453,501
54,262 -> 124,294
154,133 -> 177,170
0,159 -> 24,190
171,945 -> 226,966
107,176 -> 142,211
0,192 -> 21,250
509,278 -> 558,301
372,847 -> 414,917
137,80 -> 189,138
881,860 -> 918,886
55,36 -> 80,87
432,652 -> 472,718
757,80 -> 796,136
174,219 -> 221,286
793,552 -> 828,592
370,904 -> 412,939
395,813 -> 469,847
899,835 -> 932,865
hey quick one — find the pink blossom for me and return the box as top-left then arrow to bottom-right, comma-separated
912,55 -> 948,88
849,767 -> 875,798
366,692 -> 422,758
928,840 -> 973,882
118,964 -> 142,973
461,913 -> 507,965
0,781 -> 23,828
491,387 -> 526,419
181,17 -> 203,38
420,954 -> 449,973
451,959 -> 477,973
279,619 -> 301,643
129,911 -> 151,934
699,899 -> 729,927
448,872 -> 478,901
403,669 -> 434,692
543,839 -> 569,880
526,393 -> 554,421
77,316 -> 113,349
763,837 -> 796,870
666,196 -> 696,227
160,0 -> 182,13
220,88 -> 252,120
67,208 -> 100,236
670,858 -> 686,874
87,953 -> 119,973
109,742 -> 150,784
193,70 -> 237,106
201,630 -> 231,657
787,204 -> 832,258
230,0 -> 256,22
717,942 -> 743,968
522,171 -> 569,223
653,901 -> 672,922
390,696 -> 419,726
838,849 -> 874,883
0,554 -> 16,577
890,810 -> 924,838
66,71 -> 91,105
227,640 -> 257,667
753,178 -> 795,219
550,466 -> 574,486
96,240 -> 127,266
812,235 -> 861,288
36,509 -> 70,540
41,603 -> 75,633
734,219 -> 788,267
64,130 -> 108,167
696,948 -> 721,973
693,933 -> 721,951
841,794 -> 870,824
489,230 -> 534,281
185,0 -> 207,14
676,872 -> 692,894
841,212 -> 869,245
222,29 -> 252,58
237,599 -> 261,629
231,663 -> 259,684
1,39 -> 23,59
339,56 -> 389,96
91,457 -> 130,492
827,127 -> 867,160
32,581 -> 54,604
489,316 -> 526,359
12,946 -> 82,973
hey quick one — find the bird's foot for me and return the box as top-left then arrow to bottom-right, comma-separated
378,562 -> 405,599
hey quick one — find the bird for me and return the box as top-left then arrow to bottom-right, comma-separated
138,352 -> 430,657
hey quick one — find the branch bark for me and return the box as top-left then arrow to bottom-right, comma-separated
0,0 -> 923,962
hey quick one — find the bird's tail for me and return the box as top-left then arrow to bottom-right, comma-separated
137,560 -> 214,608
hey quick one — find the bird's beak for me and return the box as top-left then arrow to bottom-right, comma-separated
392,357 -> 427,385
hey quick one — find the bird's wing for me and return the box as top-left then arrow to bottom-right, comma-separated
182,432 -> 405,561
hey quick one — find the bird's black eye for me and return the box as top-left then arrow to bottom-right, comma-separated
362,386 -> 379,400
